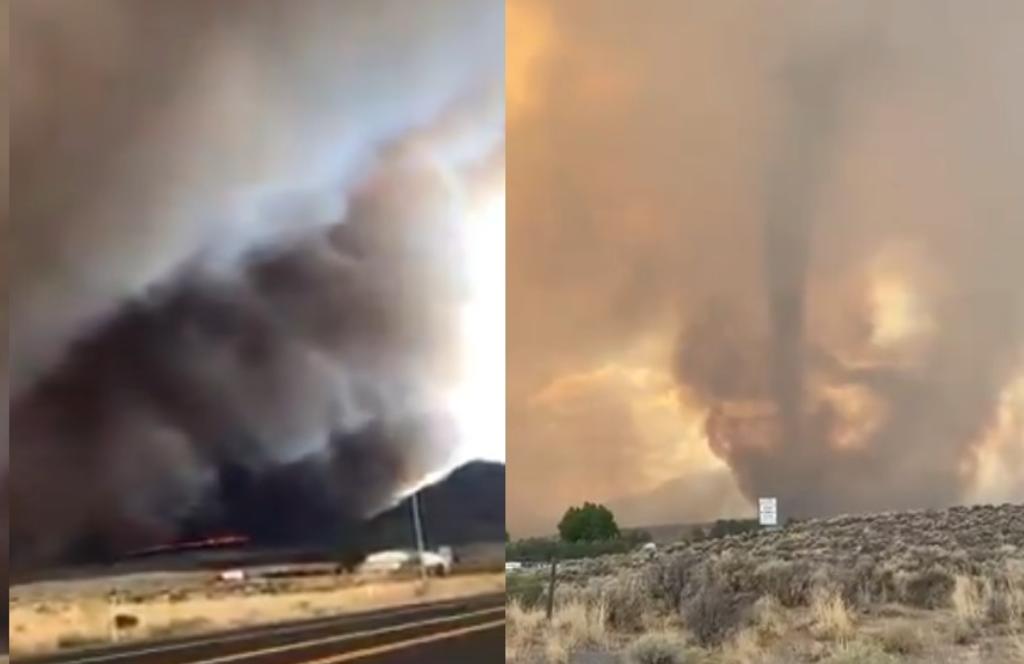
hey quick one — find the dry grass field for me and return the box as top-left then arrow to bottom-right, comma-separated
10,568 -> 504,658
507,504 -> 1024,663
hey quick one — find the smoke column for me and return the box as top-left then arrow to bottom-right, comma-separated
504,0 -> 1022,535
674,4 -> 1024,516
754,17 -> 883,499
8,0 -> 503,574
763,45 -> 853,472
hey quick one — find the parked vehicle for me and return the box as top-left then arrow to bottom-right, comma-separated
359,546 -> 454,577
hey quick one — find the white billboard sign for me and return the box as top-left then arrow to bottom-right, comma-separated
758,497 -> 778,527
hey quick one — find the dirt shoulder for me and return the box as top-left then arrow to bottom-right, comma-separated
10,570 -> 505,658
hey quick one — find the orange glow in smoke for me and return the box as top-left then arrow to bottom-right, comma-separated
506,0 -> 555,121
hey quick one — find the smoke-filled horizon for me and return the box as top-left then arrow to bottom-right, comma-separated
508,0 -> 1023,537
8,0 -> 503,573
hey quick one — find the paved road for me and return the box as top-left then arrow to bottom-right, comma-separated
16,594 -> 505,664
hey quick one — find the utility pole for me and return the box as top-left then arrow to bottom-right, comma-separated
411,490 -> 427,584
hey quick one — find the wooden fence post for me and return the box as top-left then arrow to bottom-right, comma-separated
545,557 -> 558,621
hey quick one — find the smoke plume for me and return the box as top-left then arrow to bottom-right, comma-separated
676,4 -> 1024,518
507,0 -> 1023,535
9,0 -> 503,573
760,25 -> 878,469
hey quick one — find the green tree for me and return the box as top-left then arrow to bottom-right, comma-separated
557,502 -> 620,543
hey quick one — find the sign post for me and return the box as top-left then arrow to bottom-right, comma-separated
758,497 -> 779,528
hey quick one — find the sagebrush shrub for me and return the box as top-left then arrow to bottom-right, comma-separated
900,569 -> 955,609
624,631 -> 697,664
683,581 -> 753,647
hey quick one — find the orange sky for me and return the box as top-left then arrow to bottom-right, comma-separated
506,0 -> 1023,536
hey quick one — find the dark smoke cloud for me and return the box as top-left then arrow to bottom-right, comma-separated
731,12 -> 890,510
508,0 -> 1023,535
676,5 -> 1024,519
11,0 -> 501,394
9,0 -> 502,573
760,26 -> 880,467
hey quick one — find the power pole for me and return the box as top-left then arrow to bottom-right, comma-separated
411,491 -> 427,583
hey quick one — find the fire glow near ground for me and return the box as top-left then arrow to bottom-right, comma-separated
506,0 -> 1024,537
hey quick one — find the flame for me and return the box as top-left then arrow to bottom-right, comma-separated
862,245 -> 937,368
869,274 -> 931,347
818,382 -> 888,451
127,534 -> 249,557
970,367 -> 1024,503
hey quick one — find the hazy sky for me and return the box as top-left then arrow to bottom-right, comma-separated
507,0 -> 1023,536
